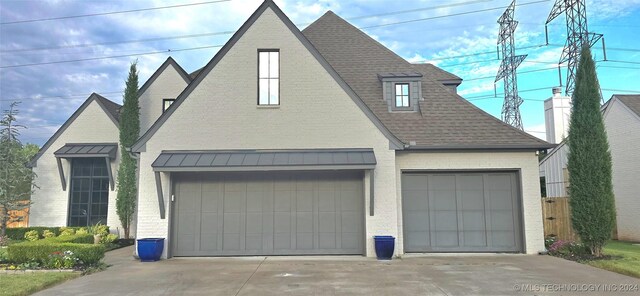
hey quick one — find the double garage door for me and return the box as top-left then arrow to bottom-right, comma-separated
172,171 -> 364,256
402,172 -> 522,252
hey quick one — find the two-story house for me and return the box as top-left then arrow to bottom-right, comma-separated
29,0 -> 553,258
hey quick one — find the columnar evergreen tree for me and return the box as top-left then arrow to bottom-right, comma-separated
116,61 -> 139,239
0,102 -> 36,236
567,46 -> 615,257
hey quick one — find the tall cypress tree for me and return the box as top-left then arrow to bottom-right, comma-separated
116,61 -> 139,239
567,46 -> 615,257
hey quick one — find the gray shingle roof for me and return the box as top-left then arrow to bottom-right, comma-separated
411,63 -> 462,82
94,94 -> 121,122
616,95 -> 640,117
302,11 -> 552,149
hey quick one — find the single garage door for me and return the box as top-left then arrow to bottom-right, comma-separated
172,171 -> 364,256
402,172 -> 522,252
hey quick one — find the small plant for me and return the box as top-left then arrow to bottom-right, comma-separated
43,230 -> 56,238
547,239 -> 589,259
24,230 -> 40,241
0,235 -> 10,247
88,222 -> 109,244
18,261 -> 41,270
46,251 -> 82,269
76,228 -> 88,235
59,227 -> 76,236
100,234 -> 118,245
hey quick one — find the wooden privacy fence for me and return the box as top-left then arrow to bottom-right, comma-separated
541,197 -> 578,241
1,201 -> 30,228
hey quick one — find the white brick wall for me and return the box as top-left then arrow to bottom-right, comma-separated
135,7 -> 397,258
395,151 -> 546,254
30,99 -> 123,234
138,64 -> 189,135
605,100 -> 640,242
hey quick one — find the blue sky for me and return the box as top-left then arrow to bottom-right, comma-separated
1,0 -> 639,145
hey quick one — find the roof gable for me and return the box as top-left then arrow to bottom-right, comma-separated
614,95 -> 640,119
302,11 -> 552,150
29,93 -> 121,167
138,57 -> 191,97
131,0 -> 403,152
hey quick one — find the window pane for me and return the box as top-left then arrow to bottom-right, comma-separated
396,96 -> 402,107
259,51 -> 269,78
259,78 -> 269,105
403,95 -> 409,107
402,84 -> 409,95
395,84 -> 402,94
269,79 -> 279,105
269,51 -> 279,78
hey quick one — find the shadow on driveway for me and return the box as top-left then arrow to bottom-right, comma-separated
34,246 -> 640,295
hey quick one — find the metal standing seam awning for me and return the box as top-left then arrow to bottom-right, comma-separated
54,143 -> 118,191
151,149 -> 377,219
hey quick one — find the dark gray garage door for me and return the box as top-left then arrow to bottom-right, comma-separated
402,172 -> 522,252
172,171 -> 364,256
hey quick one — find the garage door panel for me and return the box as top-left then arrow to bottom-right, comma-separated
463,231 -> 487,247
173,171 -> 363,256
403,172 -> 522,253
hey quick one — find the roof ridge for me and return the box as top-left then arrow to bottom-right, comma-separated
302,11 -> 411,67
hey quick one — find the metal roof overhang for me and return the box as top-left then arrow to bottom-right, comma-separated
151,149 -> 378,219
151,149 -> 377,172
53,143 -> 118,191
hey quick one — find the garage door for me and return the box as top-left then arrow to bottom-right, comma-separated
172,171 -> 364,256
402,172 -> 522,252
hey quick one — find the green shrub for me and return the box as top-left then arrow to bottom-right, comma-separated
49,234 -> 94,244
5,227 -> 85,240
59,228 -> 76,236
24,230 -> 40,241
7,240 -> 105,265
101,234 -> 118,245
42,230 -> 56,238
76,228 -> 88,235
88,223 -> 110,237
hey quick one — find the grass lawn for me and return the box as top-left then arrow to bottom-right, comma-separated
587,240 -> 640,278
0,273 -> 80,296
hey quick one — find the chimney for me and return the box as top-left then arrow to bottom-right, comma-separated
544,87 -> 572,144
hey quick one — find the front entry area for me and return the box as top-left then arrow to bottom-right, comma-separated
402,172 -> 523,253
171,171 -> 364,256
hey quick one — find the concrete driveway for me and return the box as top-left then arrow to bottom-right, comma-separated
35,246 -> 639,296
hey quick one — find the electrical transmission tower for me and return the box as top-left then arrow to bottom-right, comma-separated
546,0 -> 603,97
495,0 -> 526,130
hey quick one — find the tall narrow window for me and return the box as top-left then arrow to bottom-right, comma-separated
68,158 -> 109,226
163,98 -> 175,112
258,50 -> 279,105
395,83 -> 409,107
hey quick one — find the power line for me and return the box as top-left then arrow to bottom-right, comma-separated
0,45 -> 223,69
0,0 -> 232,25
348,0 -> 492,20
360,0 -> 551,29
0,91 -> 123,102
602,88 -> 640,94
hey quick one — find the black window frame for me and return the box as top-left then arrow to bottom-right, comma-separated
67,158 -> 110,227
163,98 -> 176,113
394,83 -> 410,107
257,49 -> 280,106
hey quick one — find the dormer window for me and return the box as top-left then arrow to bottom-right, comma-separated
378,72 -> 423,112
163,99 -> 175,112
395,83 -> 410,107
258,49 -> 279,105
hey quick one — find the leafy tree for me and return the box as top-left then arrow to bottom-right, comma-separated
116,61 -> 140,239
0,102 -> 37,236
567,46 -> 615,257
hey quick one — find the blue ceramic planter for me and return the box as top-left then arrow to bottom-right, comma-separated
137,238 -> 165,262
374,236 -> 395,260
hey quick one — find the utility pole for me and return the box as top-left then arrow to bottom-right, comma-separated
495,0 -> 526,130
546,0 -> 604,97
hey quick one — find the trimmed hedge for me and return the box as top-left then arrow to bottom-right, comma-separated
7,235 -> 105,265
5,226 -> 109,240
